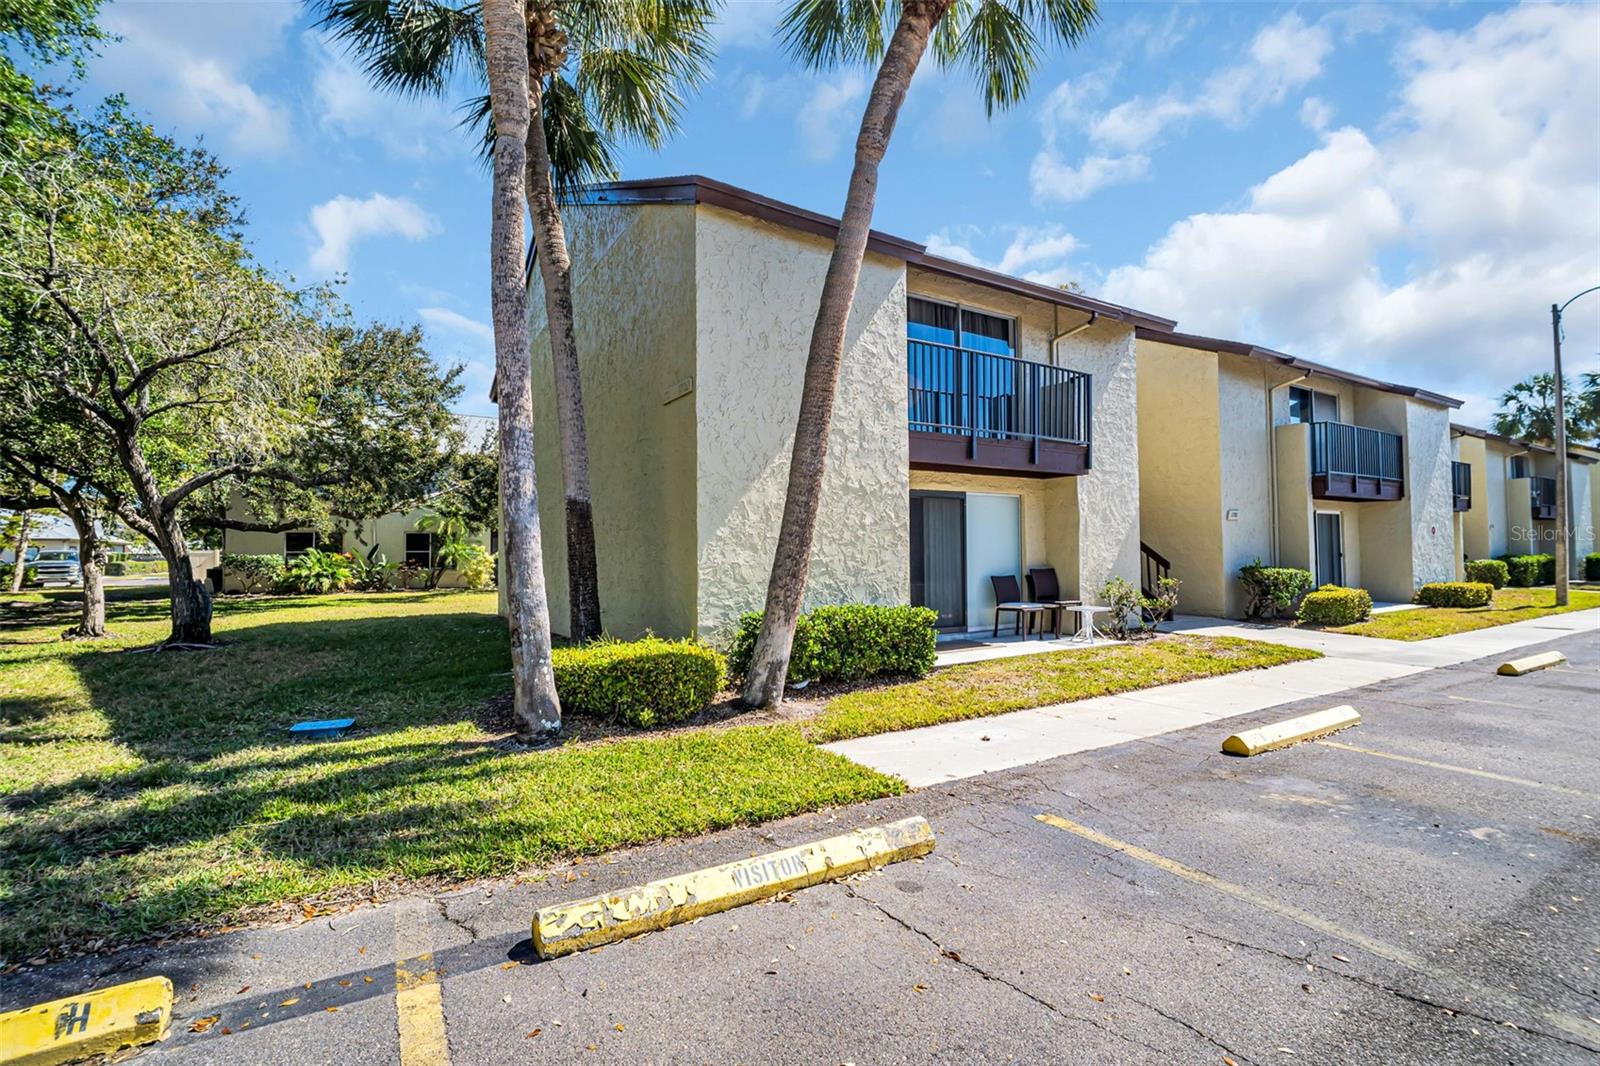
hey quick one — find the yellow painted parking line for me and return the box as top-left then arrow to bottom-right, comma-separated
1497,651 -> 1566,676
1034,813 -> 1600,1048
1221,705 -> 1360,756
0,976 -> 171,1066
395,898 -> 450,1066
1314,740 -> 1600,800
533,816 -> 936,959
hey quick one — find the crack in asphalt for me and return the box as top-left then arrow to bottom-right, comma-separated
1119,992 -> 1261,1066
435,895 -> 482,943
839,885 -> 1174,1059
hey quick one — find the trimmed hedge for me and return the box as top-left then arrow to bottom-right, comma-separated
1501,554 -> 1555,587
1298,585 -> 1373,627
1586,553 -> 1600,582
729,604 -> 938,685
1239,563 -> 1314,620
1464,558 -> 1508,589
552,637 -> 727,728
1416,582 -> 1493,609
105,558 -> 165,576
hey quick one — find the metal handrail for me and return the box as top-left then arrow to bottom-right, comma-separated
1310,421 -> 1403,482
906,339 -> 1091,446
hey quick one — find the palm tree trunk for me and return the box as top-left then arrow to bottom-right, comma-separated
741,2 -> 950,708
484,0 -> 563,740
8,511 -> 30,593
524,77 -> 602,642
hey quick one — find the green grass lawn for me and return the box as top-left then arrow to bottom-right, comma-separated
805,635 -> 1321,743
0,589 -> 900,959
1332,587 -> 1600,641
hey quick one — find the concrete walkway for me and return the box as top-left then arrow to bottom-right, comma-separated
824,606 -> 1600,787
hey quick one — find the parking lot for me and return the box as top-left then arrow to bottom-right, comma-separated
9,631 -> 1599,1064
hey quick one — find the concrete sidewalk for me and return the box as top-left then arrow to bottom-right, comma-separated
824,606 -> 1600,786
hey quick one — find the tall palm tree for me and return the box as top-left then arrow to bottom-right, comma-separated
741,0 -> 1100,707
1491,372 -> 1597,445
482,0 -> 562,740
318,0 -> 715,641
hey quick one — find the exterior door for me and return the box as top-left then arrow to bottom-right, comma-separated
910,493 -> 965,630
1314,512 -> 1344,587
964,493 -> 1023,631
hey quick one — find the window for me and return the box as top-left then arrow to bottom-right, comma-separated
908,296 -> 1015,357
405,532 -> 434,568
1288,386 -> 1312,424
284,531 -> 316,559
489,531 -> 499,556
1288,386 -> 1340,424
1510,455 -> 1531,479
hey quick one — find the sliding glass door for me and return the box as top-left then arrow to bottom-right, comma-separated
910,492 -> 965,630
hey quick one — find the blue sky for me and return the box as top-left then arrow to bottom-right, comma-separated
54,1 -> 1600,425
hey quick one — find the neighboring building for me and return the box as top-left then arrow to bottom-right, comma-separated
1,514 -> 132,561
523,176 -> 1174,640
219,415 -> 496,590
1451,424 -> 1596,575
1134,331 -> 1461,617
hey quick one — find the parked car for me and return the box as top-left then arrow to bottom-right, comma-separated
30,549 -> 82,585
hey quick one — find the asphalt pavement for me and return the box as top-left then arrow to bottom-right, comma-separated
7,632 -> 1598,1065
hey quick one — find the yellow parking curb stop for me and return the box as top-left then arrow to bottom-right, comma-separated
532,816 -> 936,959
1222,705 -> 1360,756
0,976 -> 172,1066
1496,651 -> 1565,676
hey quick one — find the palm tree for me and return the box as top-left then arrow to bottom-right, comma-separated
741,0 -> 1100,707
483,0 -> 562,740
1491,372 -> 1598,445
318,0 -> 715,641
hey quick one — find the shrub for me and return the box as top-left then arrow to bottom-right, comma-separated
1099,575 -> 1181,639
1586,553 -> 1600,582
1464,559 -> 1508,589
349,553 -> 395,592
280,548 -> 353,594
552,637 -> 727,728
1502,554 -> 1555,587
728,604 -> 938,685
1297,585 -> 1373,627
223,553 -> 286,594
1239,562 -> 1315,620
0,562 -> 38,587
458,551 -> 495,590
1416,582 -> 1493,609
104,558 -> 164,576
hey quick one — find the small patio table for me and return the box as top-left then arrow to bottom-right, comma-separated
1063,605 -> 1115,644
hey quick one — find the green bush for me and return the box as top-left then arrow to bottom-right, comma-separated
728,604 -> 938,685
1297,585 -> 1373,627
1501,554 -> 1555,587
1239,562 -> 1315,620
553,637 -> 727,728
223,553 -> 287,594
104,557 -> 165,576
1586,553 -> 1600,582
0,562 -> 38,587
1464,559 -> 1508,589
280,548 -> 353,594
1416,582 -> 1493,608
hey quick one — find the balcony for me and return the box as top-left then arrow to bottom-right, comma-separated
1451,460 -> 1472,512
906,340 -> 1091,478
1310,421 -> 1404,501
1530,476 -> 1556,520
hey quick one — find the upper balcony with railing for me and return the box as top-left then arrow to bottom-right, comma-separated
1309,420 -> 1405,501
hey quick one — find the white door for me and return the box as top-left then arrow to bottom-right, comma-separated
964,493 -> 1022,631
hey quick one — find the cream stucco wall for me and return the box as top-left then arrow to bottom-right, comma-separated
691,206 -> 909,640
527,202 -> 700,639
1355,394 -> 1454,601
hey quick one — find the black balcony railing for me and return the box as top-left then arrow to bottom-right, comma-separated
1531,475 -> 1557,519
1451,460 -> 1472,512
1310,421 -> 1403,482
907,339 -> 1091,447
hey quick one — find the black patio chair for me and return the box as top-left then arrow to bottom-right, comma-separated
990,574 -> 1049,639
1027,567 -> 1081,638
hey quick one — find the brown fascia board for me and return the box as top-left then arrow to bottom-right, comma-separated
1450,422 -> 1597,462
1135,327 -> 1464,410
569,176 -> 1177,331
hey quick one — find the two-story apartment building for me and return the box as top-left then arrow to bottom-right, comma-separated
1450,424 -> 1596,574
524,177 -> 1174,640
1133,331 -> 1461,617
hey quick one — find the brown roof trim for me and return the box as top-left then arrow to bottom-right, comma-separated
571,176 -> 1176,330
1136,327 -> 1464,409
1450,422 -> 1597,462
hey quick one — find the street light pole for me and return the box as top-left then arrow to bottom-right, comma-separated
1550,284 -> 1600,608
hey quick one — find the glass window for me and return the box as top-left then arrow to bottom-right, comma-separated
907,297 -> 958,345
959,308 -> 1014,356
1313,390 -> 1340,424
284,531 -> 316,559
1288,386 -> 1312,424
1510,455 -> 1530,479
405,532 -> 434,568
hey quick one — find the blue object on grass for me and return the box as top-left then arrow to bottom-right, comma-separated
288,717 -> 356,739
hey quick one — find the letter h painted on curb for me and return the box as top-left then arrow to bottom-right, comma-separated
55,1001 -> 91,1039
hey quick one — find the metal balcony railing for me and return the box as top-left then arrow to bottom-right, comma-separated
906,340 -> 1090,447
1310,421 -> 1403,483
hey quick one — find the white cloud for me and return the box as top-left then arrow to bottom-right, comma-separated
925,224 -> 1084,288
1099,4 -> 1600,410
797,71 -> 867,161
1299,96 -> 1334,132
716,0 -> 783,49
1032,14 -> 1333,204
419,307 -> 493,343
93,2 -> 296,157
309,34 -> 460,159
307,194 -> 440,274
